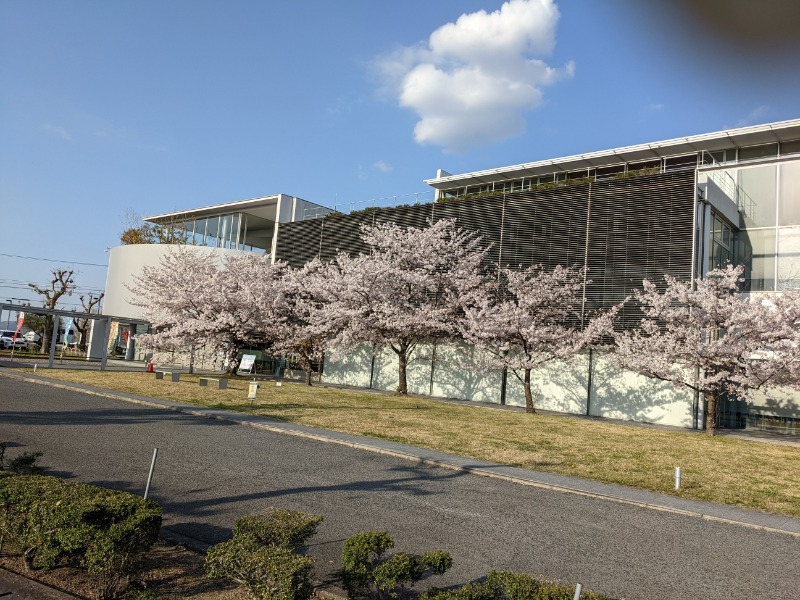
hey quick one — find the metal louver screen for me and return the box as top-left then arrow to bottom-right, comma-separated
273,170 -> 695,328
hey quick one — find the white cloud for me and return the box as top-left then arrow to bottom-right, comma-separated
373,160 -> 392,173
42,123 -> 72,141
376,0 -> 573,152
736,106 -> 769,127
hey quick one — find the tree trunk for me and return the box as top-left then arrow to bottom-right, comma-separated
39,317 -> 53,353
398,349 -> 408,395
706,392 -> 718,436
305,367 -> 313,386
524,368 -> 535,414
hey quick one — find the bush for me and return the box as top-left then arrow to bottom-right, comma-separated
342,531 -> 452,600
233,508 -> 323,550
422,570 -> 618,600
205,508 -> 323,600
0,475 -> 162,599
206,537 -> 315,600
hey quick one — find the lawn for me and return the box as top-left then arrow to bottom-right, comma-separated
17,368 -> 800,517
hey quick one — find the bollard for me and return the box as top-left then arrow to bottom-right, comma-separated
675,466 -> 682,490
144,448 -> 159,500
573,583 -> 582,600
33,364 -> 37,373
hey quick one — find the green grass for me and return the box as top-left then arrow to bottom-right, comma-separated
15,369 -> 800,517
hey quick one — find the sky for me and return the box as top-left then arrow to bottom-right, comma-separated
1,0 -> 799,315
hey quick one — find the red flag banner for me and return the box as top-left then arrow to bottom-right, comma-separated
12,311 -> 25,342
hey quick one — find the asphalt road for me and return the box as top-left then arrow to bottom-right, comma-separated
1,377 -> 798,600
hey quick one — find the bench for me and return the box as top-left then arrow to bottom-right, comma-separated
155,371 -> 180,382
199,377 -> 228,390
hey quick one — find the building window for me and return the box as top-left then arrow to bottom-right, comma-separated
739,143 -> 778,161
740,165 -> 777,229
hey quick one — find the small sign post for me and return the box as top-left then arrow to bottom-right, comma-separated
248,380 -> 259,404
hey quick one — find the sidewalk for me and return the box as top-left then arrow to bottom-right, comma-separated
0,567 -> 78,599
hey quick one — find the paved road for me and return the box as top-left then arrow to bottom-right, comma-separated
1,377 -> 798,600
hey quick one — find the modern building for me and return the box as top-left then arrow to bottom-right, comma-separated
96,194 -> 331,364
102,119 -> 800,433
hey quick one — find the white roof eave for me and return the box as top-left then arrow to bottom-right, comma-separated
424,118 -> 800,189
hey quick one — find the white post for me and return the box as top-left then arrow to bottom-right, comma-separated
675,466 -> 682,490
573,583 -> 582,600
144,448 -> 159,500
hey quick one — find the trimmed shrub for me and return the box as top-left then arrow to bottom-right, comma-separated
422,570 -> 618,600
342,531 -> 452,600
0,475 -> 162,599
205,508 -> 323,600
233,508 -> 323,550
206,536 -> 315,600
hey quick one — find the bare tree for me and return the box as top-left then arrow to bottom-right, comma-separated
74,292 -> 105,350
28,269 -> 75,352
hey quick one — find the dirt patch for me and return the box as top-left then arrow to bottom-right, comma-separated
0,538 -> 249,599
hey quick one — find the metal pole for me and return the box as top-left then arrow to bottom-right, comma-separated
573,583 -> 582,600
143,448 -> 159,500
675,466 -> 682,490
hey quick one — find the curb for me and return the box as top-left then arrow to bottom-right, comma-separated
3,369 -> 800,539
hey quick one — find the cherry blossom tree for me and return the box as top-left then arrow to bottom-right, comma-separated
461,264 -> 614,414
319,219 -> 490,395
129,248 -> 286,374
271,259 -> 332,385
129,247 -> 220,373
210,253 -> 287,372
612,264 -> 800,435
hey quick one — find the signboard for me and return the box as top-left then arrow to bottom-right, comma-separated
247,381 -> 259,400
239,354 -> 256,374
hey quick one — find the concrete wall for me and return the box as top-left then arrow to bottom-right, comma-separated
322,344 -> 698,428
748,387 -> 800,419
103,244 -> 248,320
587,353 -> 694,427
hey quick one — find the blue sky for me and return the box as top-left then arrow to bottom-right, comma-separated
1,0 -> 799,312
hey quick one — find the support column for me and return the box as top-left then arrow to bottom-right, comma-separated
47,316 -> 59,368
100,317 -> 112,371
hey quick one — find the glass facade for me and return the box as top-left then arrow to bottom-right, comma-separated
708,158 -> 800,292
169,211 -> 275,253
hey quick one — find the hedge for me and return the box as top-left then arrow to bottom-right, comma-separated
421,570 -> 618,600
0,474 -> 162,598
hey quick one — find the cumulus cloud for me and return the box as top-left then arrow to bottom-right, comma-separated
376,0 -> 573,152
373,160 -> 392,173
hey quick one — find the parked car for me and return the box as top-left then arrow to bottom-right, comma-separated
0,331 -> 27,350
